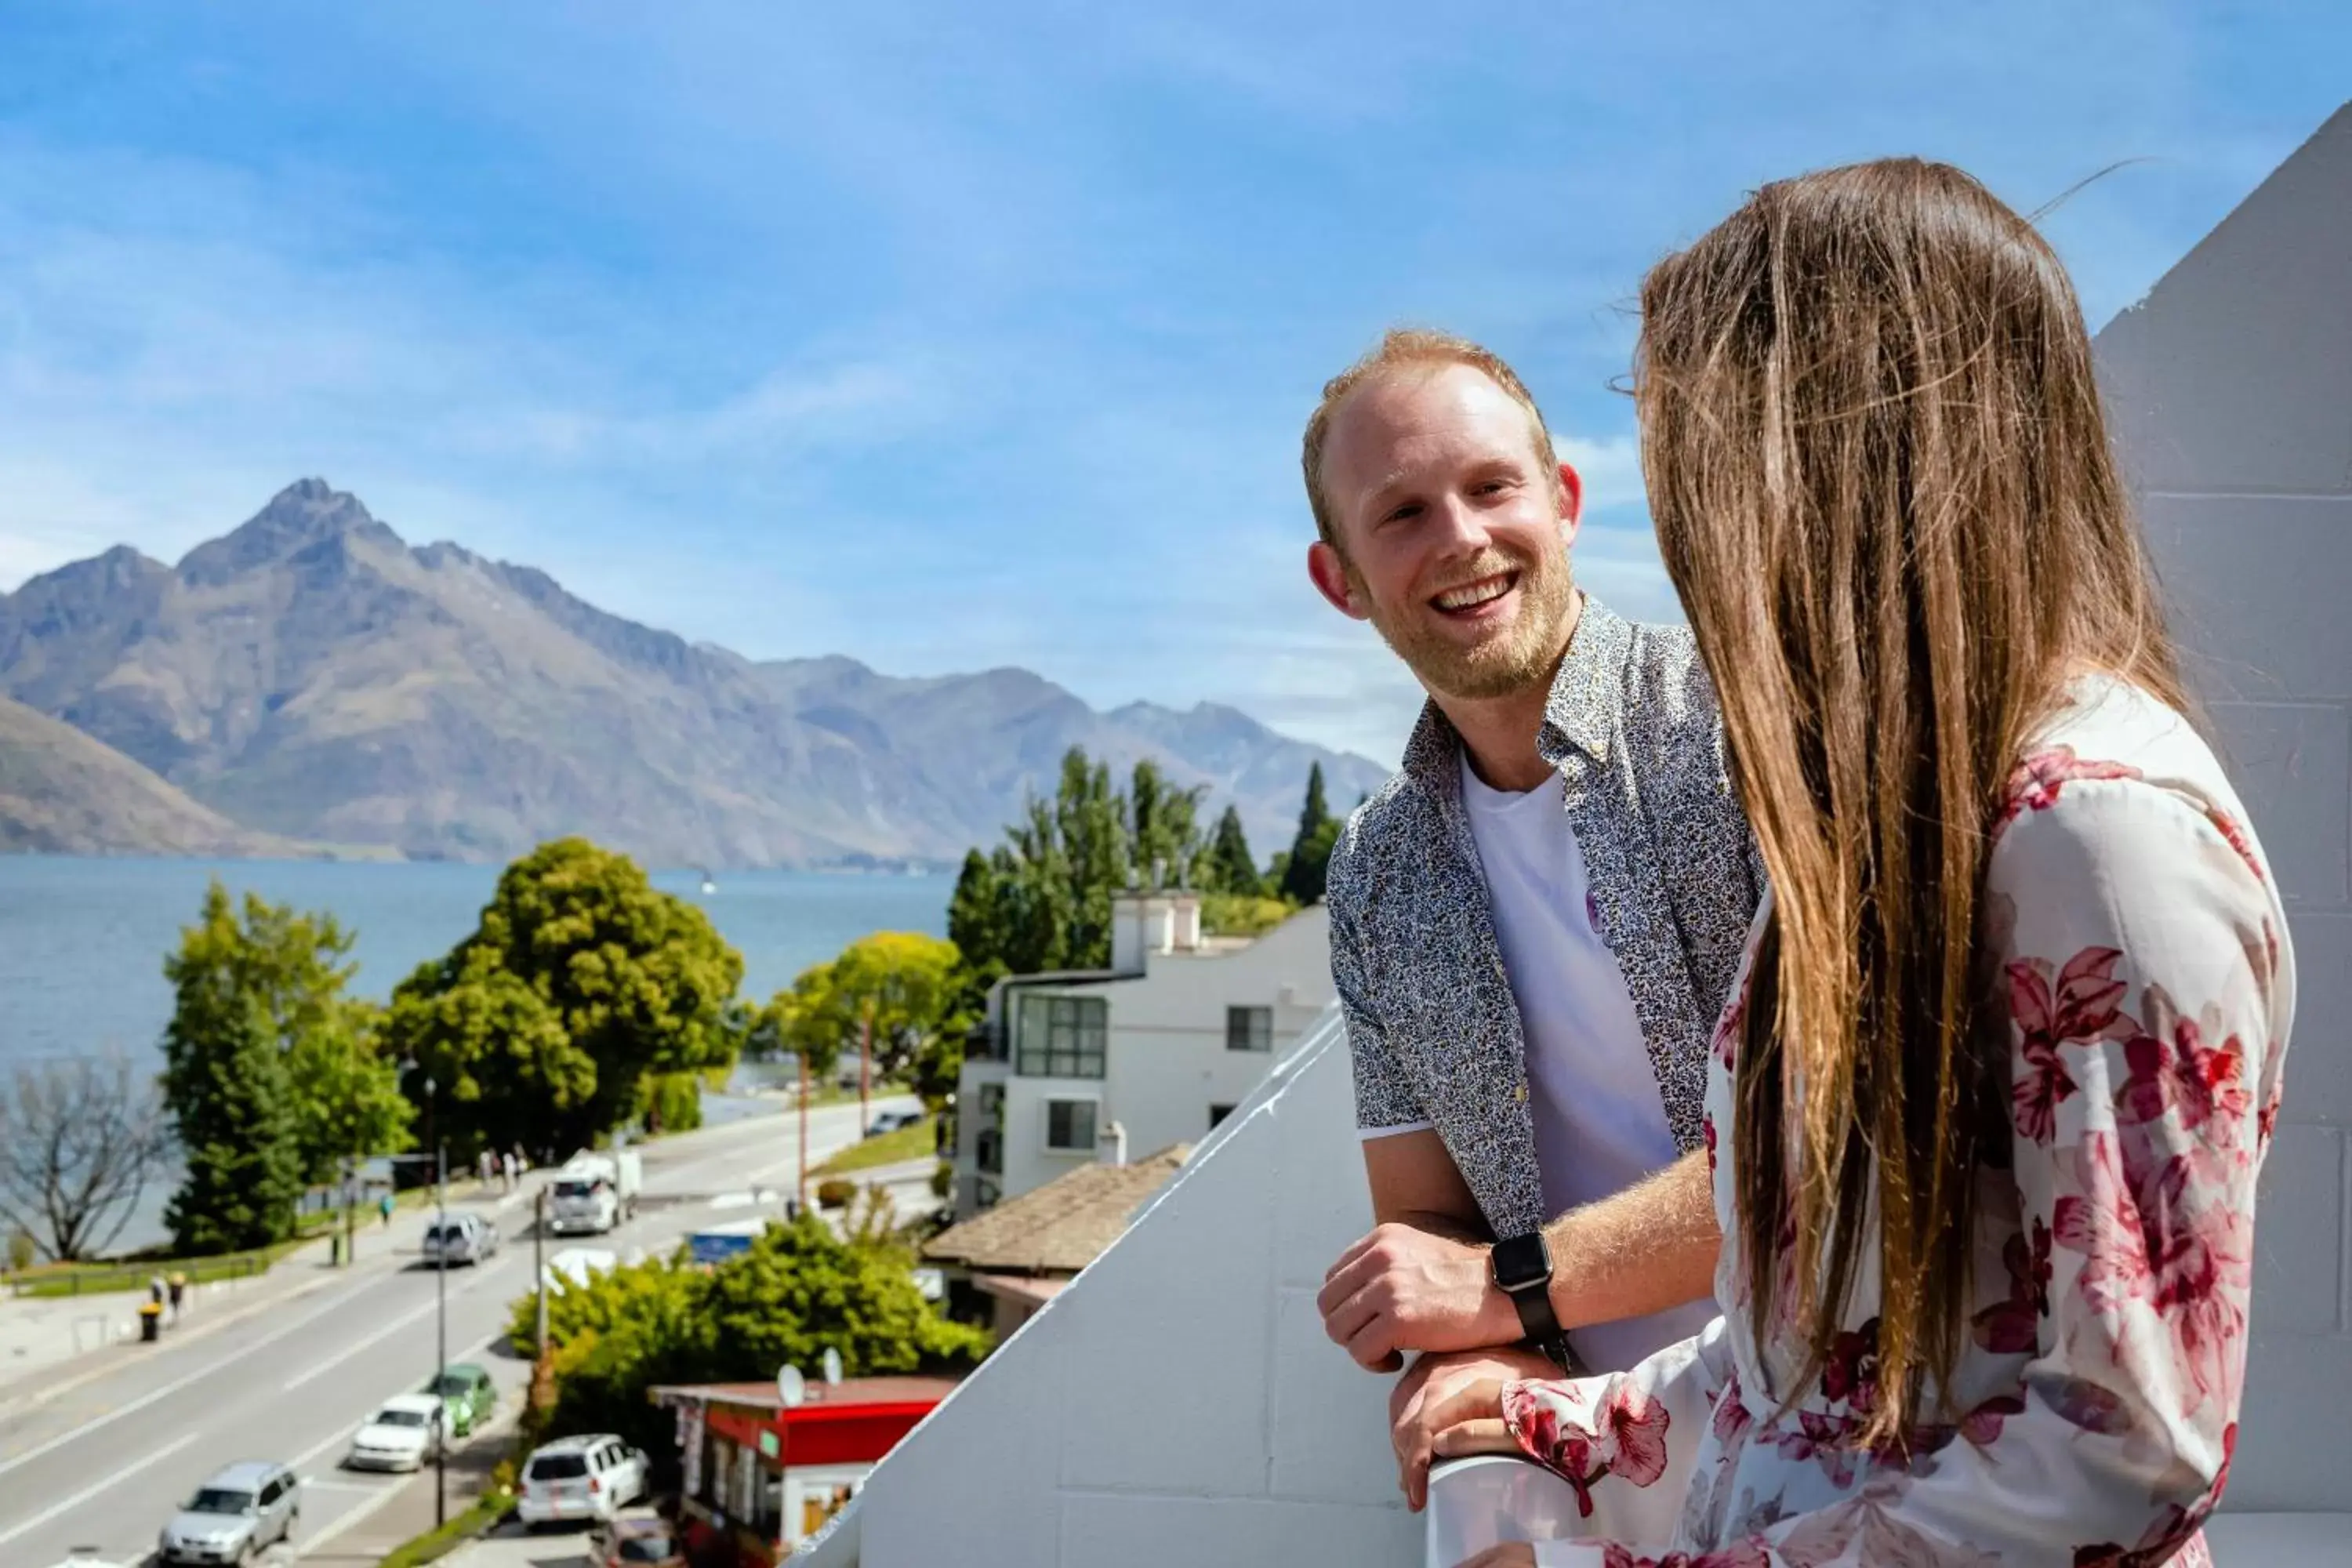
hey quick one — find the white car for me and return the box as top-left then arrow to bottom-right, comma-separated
420,1213 -> 498,1268
518,1434 -> 650,1526
346,1393 -> 447,1472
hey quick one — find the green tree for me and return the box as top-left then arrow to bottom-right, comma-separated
161,887 -> 303,1252
1278,763 -> 1339,905
286,1007 -> 414,1189
509,1213 -> 987,1477
380,839 -> 745,1159
767,933 -> 966,1106
1127,759 -> 1206,891
1203,804 -> 1262,895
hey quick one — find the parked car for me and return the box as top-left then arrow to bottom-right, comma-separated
423,1362 -> 498,1437
592,1509 -> 686,1566
344,1393 -> 446,1472
419,1212 -> 498,1267
866,1109 -> 923,1137
156,1460 -> 299,1565
517,1434 -> 650,1527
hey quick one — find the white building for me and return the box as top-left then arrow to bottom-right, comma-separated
807,103 -> 2352,1568
949,891 -> 1334,1218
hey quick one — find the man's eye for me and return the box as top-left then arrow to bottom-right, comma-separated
1381,503 -> 1422,525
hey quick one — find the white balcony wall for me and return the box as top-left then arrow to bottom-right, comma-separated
2095,100 -> 2352,1525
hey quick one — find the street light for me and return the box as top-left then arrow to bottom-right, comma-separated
401,1056 -> 449,1530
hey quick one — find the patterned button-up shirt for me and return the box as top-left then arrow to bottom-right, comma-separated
1327,595 -> 1762,1242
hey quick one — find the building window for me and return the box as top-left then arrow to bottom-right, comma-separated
1044,1097 -> 1099,1153
1017,993 -> 1109,1077
1226,1005 -> 1273,1052
975,1127 -> 1003,1176
1209,1103 -> 1236,1129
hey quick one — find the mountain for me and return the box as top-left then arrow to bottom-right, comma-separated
0,481 -> 1389,868
0,691 -> 317,857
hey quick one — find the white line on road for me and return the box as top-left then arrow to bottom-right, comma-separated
0,1430 -> 200,1548
0,1269 -> 395,1480
279,1267 -> 506,1392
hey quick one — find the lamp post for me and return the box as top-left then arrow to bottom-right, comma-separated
404,1058 -> 450,1531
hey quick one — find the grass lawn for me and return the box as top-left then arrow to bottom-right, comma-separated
811,1115 -> 938,1177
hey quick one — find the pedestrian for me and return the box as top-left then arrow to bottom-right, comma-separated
166,1271 -> 186,1319
379,1190 -> 395,1228
148,1273 -> 165,1312
503,1150 -> 519,1191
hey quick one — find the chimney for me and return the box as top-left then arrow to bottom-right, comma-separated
1099,1120 -> 1129,1167
1112,890 -> 1205,972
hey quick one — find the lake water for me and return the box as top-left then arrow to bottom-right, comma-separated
0,855 -> 956,1069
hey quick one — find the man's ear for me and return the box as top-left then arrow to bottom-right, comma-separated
1308,540 -> 1369,621
1556,460 -> 1585,551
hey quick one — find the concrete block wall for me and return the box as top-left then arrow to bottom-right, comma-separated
2094,101 -> 2352,1515
810,1010 -> 1419,1568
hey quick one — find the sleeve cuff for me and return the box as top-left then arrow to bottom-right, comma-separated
1357,1120 -> 1436,1142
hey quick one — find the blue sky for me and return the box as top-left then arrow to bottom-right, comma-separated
1,3 -> 2345,764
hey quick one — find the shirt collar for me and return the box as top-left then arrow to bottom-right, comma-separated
1397,592 -> 1628,797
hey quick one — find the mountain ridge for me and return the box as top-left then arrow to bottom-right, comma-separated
0,480 -> 1389,868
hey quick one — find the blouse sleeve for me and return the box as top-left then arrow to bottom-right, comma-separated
1501,1318 -> 1737,1548
1503,774 -> 2289,1568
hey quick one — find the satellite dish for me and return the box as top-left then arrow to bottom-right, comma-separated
775,1364 -> 806,1410
821,1347 -> 843,1387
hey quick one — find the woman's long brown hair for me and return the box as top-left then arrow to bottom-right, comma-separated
1635,158 -> 2184,1444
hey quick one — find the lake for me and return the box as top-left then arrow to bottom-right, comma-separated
0,855 -> 956,1069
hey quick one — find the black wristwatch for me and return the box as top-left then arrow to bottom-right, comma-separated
1492,1232 -> 1573,1368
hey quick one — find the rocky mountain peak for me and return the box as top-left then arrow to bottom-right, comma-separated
177,477 -> 402,585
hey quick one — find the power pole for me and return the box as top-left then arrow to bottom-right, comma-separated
534,1185 -> 548,1350
797,1051 -> 810,1214
858,1005 -> 872,1132
434,1128 -> 448,1530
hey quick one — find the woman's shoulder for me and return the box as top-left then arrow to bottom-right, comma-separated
1994,673 -> 2274,889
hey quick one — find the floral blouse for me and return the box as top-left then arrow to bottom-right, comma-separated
1497,678 -> 2297,1568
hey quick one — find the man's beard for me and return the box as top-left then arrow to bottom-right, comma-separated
1356,548 -> 1576,702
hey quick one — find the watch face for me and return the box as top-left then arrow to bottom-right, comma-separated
1492,1233 -> 1550,1293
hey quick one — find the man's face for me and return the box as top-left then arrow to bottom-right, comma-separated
1308,364 -> 1581,702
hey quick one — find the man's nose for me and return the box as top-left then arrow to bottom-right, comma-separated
1431,492 -> 1494,555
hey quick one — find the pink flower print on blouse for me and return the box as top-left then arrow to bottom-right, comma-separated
1971,1217 -> 2053,1355
1505,1380 -> 1674,1519
2007,946 -> 2128,1145
2114,999 -> 2250,1145
1603,1545 -> 1772,1568
1997,746 -> 2143,829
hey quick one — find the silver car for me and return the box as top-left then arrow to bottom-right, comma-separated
420,1212 -> 499,1268
157,1460 -> 298,1565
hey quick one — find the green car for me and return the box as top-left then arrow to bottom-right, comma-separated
423,1363 -> 497,1438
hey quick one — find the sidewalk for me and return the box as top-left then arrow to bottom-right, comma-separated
0,1175 -> 526,1404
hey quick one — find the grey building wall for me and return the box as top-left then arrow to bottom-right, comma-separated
2096,100 -> 2352,1515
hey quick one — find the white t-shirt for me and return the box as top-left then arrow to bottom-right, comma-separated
1458,756 -> 1721,1374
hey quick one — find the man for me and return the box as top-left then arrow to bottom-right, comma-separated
1302,331 -> 1761,1509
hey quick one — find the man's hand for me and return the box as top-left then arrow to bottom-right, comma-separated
1319,1222 -> 1521,1371
1390,1347 -> 1559,1510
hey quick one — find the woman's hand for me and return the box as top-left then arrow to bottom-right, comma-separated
1422,1374 -> 1520,1461
1453,1547 -> 1536,1567
1392,1347 -> 1559,1508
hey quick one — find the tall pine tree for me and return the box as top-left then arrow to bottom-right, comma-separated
162,887 -> 303,1254
1204,805 -> 1261,895
1278,763 -> 1339,905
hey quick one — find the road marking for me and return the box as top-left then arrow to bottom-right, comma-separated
0,1269 -> 399,1479
280,1265 -> 511,1392
0,1430 -> 199,1548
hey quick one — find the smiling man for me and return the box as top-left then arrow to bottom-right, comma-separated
1301,331 -> 1761,1511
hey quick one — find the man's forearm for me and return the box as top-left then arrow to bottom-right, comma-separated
1537,1149 -> 1718,1329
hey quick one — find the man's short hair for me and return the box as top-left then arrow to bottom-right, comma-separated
1300,328 -> 1560,549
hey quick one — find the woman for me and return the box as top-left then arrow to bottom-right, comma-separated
1430,159 -> 2296,1567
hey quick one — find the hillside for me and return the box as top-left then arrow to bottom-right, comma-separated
0,692 -> 316,857
0,481 -> 1388,867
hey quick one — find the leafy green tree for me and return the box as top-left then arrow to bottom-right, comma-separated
286,1007 -> 414,1189
380,839 -> 744,1158
767,932 -> 967,1106
509,1213 -> 987,1478
1127,759 -> 1206,890
1278,763 -> 1339,905
162,892 -> 303,1252
1203,805 -> 1263,895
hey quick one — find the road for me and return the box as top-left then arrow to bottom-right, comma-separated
0,1095 -> 918,1568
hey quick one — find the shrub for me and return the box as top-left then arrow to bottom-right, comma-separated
815,1178 -> 857,1210
929,1161 -> 953,1199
